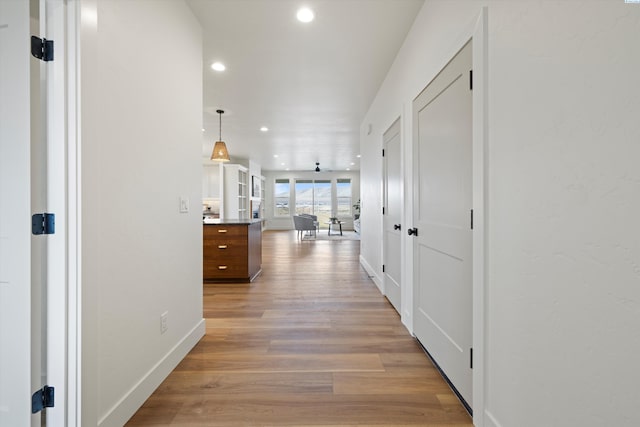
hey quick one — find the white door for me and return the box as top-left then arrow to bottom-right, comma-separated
412,41 -> 473,407
383,118 -> 402,314
0,1 -> 36,425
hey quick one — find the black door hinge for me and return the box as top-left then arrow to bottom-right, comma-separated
470,209 -> 474,230
31,36 -> 54,61
382,149 -> 385,157
470,348 -> 473,369
32,213 -> 55,235
469,70 -> 473,90
32,385 -> 55,414
382,264 -> 385,273
382,207 -> 385,215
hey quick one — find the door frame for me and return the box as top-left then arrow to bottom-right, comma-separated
63,1 -> 81,425
41,0 -> 81,425
470,9 -> 488,426
407,8 -> 487,426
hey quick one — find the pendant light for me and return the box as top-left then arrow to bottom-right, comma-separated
315,162 -> 320,173
211,109 -> 230,162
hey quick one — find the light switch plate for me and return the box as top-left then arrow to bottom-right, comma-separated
179,197 -> 189,213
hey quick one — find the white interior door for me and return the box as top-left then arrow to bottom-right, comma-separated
412,41 -> 473,407
383,118 -> 402,314
0,1 -> 36,425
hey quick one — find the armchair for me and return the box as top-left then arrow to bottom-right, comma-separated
293,215 -> 317,239
299,213 -> 319,232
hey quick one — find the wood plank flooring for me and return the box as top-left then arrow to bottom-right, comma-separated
126,230 -> 473,426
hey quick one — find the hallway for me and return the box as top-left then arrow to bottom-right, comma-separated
126,230 -> 472,426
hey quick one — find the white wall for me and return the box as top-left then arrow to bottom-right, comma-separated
361,1 -> 640,426
80,1 -> 205,425
263,170 -> 360,230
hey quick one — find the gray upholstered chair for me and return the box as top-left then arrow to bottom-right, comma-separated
293,215 -> 317,239
299,213 -> 319,232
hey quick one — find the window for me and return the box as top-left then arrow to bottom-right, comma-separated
336,178 -> 352,217
294,180 -> 313,215
274,179 -> 290,216
313,180 -> 331,224
285,177 -> 356,222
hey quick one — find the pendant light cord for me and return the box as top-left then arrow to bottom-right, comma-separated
216,109 -> 224,141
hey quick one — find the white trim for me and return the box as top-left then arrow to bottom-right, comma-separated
66,0 -> 81,425
359,255 -> 383,292
97,319 -> 206,427
45,1 -> 70,425
484,410 -> 502,427
472,7 -> 488,427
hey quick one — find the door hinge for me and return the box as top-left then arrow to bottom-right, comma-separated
32,385 -> 55,414
382,207 -> 385,215
469,69 -> 473,90
382,149 -> 385,157
382,264 -> 385,273
31,36 -> 54,61
470,209 -> 474,230
32,213 -> 55,235
470,348 -> 473,369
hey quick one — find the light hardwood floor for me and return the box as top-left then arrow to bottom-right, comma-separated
126,230 -> 473,426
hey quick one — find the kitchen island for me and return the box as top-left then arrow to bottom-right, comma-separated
203,219 -> 262,282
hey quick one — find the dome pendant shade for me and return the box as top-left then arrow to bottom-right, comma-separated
211,141 -> 230,161
211,109 -> 230,161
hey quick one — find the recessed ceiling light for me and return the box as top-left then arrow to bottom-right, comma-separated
350,162 -> 355,166
211,62 -> 226,71
202,128 -> 205,132
356,154 -> 361,158
286,168 -> 290,171
273,154 -> 279,158
296,7 -> 314,23
281,163 -> 285,166
346,168 -> 351,171
260,126 -> 269,132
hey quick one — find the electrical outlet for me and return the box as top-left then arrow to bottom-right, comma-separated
160,311 -> 168,334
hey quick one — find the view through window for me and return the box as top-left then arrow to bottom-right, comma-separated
276,178 -> 353,224
337,178 -> 352,217
274,179 -> 290,216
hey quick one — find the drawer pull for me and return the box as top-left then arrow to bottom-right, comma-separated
218,265 -> 228,270
217,229 -> 228,233
218,245 -> 228,249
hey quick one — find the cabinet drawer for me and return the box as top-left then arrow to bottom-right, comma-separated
203,225 -> 247,238
203,261 -> 248,279
203,240 -> 247,253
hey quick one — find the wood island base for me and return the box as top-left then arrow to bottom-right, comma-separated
203,220 -> 262,283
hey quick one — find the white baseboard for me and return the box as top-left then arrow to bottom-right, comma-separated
484,409 -> 502,427
359,255 -> 383,293
98,319 -> 206,427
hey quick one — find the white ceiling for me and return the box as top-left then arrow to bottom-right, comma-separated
187,0 -> 424,171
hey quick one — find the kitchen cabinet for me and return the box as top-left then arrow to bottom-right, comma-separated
222,164 -> 248,220
202,163 -> 221,199
203,220 -> 262,282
